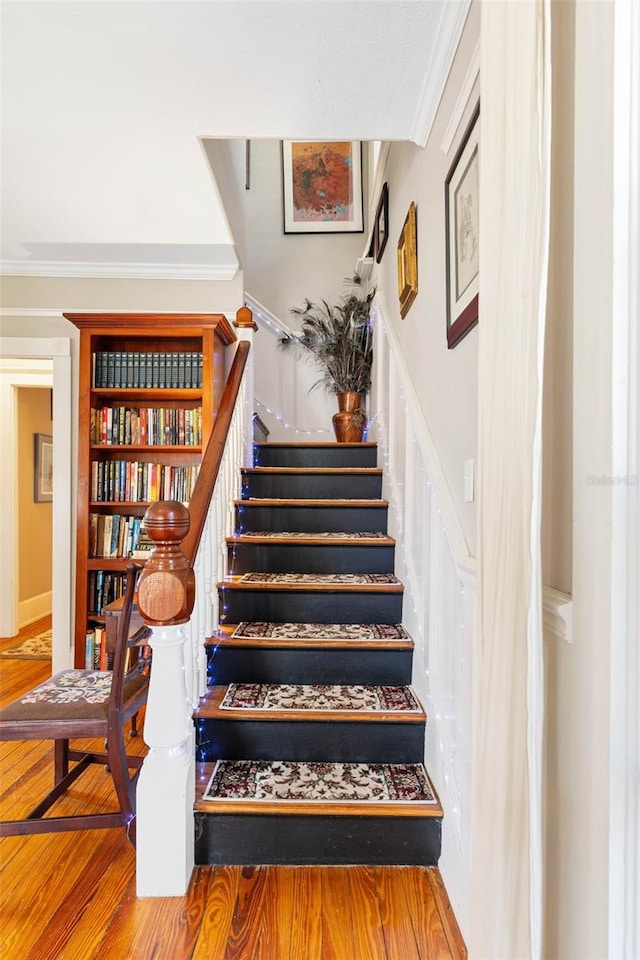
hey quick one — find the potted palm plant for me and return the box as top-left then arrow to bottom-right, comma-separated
281,279 -> 375,442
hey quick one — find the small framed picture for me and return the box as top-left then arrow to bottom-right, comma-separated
282,141 -> 363,234
374,182 -> 389,263
34,433 -> 53,503
397,202 -> 418,319
445,105 -> 480,348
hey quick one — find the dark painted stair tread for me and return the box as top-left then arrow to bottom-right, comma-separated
219,573 -> 403,592
211,622 -> 413,648
195,760 -> 442,817
198,683 -> 426,722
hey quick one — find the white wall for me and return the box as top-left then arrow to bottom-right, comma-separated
242,138 -> 368,329
372,2 -> 480,555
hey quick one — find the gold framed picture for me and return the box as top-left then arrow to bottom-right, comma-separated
397,202 -> 418,318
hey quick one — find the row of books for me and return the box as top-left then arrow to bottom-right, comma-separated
93,352 -> 203,389
85,625 -> 108,670
90,460 -> 200,503
90,405 -> 202,446
88,570 -> 126,617
89,513 -> 155,559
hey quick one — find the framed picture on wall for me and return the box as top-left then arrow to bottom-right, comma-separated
34,433 -> 53,503
374,182 -> 389,262
445,105 -> 480,348
282,141 -> 363,234
397,202 -> 418,318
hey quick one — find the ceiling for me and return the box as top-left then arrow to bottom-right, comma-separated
0,1 -> 470,280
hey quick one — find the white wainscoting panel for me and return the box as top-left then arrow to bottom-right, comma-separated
370,307 -> 474,939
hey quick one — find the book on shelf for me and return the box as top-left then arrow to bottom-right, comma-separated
93,351 -> 203,389
129,528 -> 154,559
90,405 -> 202,446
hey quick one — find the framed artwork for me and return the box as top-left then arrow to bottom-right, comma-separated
374,182 -> 389,263
397,202 -> 418,319
282,141 -> 363,234
34,433 -> 53,503
445,105 -> 479,348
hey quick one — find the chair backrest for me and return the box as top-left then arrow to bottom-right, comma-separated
109,563 -> 151,720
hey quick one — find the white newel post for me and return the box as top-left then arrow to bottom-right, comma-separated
135,501 -> 196,897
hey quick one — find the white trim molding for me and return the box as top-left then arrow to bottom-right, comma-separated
411,0 -> 472,147
542,585 -> 573,643
0,340 -> 73,671
19,591 -> 53,628
244,293 -> 294,340
609,1 -> 640,954
440,38 -> 480,156
0,260 -> 238,281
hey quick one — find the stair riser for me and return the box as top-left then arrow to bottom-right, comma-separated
207,647 -> 413,685
236,503 -> 388,533
228,542 -> 395,575
195,813 -> 441,866
242,474 -> 382,500
218,589 -> 403,625
254,446 -> 378,468
196,719 -> 424,764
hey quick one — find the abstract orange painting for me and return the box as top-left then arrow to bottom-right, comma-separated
282,141 -> 363,234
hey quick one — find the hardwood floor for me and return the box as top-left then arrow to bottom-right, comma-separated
0,620 -> 466,960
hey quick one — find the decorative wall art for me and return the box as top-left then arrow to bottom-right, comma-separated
282,141 -> 363,234
397,202 -> 418,319
445,105 -> 480,348
34,433 -> 53,503
374,182 -> 389,263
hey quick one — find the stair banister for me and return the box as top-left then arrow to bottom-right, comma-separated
135,312 -> 254,898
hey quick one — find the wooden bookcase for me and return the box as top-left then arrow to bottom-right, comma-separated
65,313 -> 236,667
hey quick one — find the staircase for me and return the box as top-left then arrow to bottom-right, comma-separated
193,441 -> 443,866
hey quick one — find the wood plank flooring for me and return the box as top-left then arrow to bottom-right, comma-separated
1,619 -> 466,960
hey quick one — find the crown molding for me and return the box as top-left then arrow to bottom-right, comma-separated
410,0 -> 472,147
0,260 -> 239,281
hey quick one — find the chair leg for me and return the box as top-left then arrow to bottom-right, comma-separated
106,725 -> 137,847
54,739 -> 69,784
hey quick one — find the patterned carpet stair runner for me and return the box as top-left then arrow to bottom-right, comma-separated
194,441 -> 442,866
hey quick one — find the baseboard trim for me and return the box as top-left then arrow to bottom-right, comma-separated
19,591 -> 52,628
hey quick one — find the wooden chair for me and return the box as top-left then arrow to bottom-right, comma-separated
0,563 -> 150,846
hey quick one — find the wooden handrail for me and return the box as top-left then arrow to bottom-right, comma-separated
180,339 -> 251,567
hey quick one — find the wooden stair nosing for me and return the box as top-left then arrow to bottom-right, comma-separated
241,467 -> 383,476
226,533 -> 395,546
253,442 -> 378,450
218,578 -> 403,594
196,685 -> 426,724
194,765 -> 442,819
235,498 -> 389,508
207,632 -> 414,652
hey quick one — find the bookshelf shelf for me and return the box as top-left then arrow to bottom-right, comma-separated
91,389 -> 203,400
66,311 -> 236,667
90,445 -> 203,452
